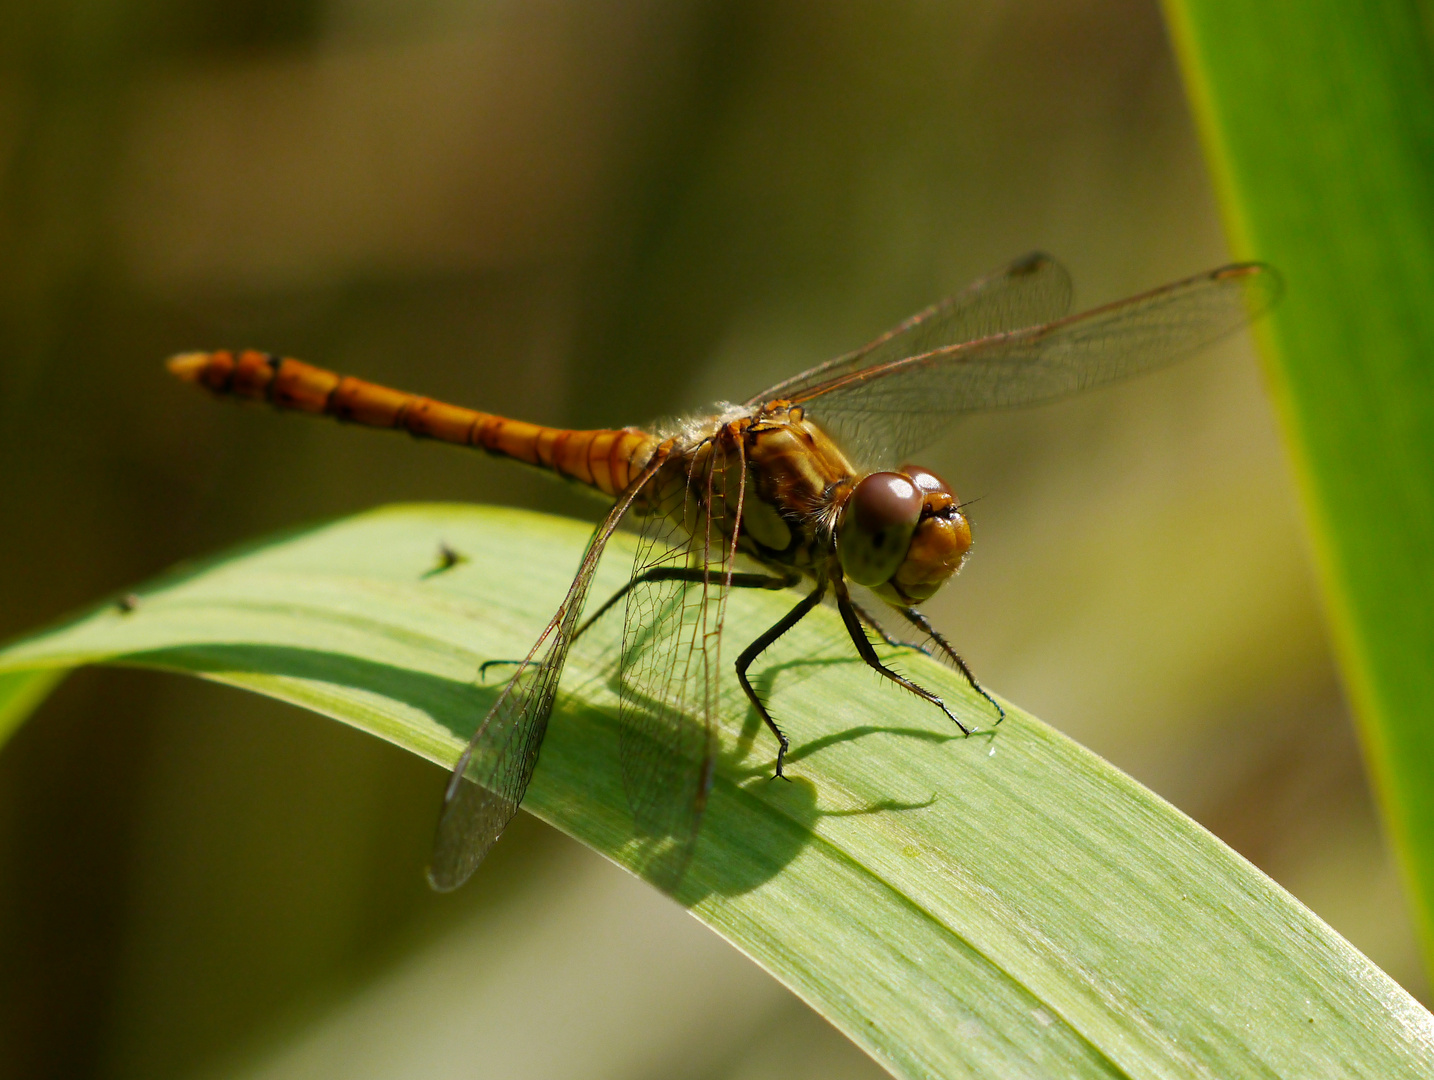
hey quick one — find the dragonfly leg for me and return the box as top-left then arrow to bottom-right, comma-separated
895,606 -> 1005,725
847,598 -> 934,656
479,569 -> 795,680
834,581 -> 971,736
575,568 -> 795,642
735,581 -> 827,778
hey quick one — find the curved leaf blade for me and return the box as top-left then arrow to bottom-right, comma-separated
1,504 -> 1430,1078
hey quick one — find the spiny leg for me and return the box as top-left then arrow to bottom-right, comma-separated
479,568 -> 795,679
735,581 -> 827,778
834,581 -> 970,736
847,597 -> 934,656
896,606 -> 1005,725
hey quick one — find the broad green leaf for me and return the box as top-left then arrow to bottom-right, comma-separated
1163,3 -> 1434,973
1,504 -> 1429,1078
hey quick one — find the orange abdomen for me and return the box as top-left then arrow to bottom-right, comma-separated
168,350 -> 658,497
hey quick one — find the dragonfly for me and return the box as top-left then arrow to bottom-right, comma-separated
167,252 -> 1279,891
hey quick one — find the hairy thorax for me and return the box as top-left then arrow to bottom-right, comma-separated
640,403 -> 856,581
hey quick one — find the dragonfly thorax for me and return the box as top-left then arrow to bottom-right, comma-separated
730,408 -> 971,602
837,465 -> 970,603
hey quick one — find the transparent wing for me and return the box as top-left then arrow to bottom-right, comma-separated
782,262 -> 1281,466
427,453 -> 668,892
616,435 -> 743,890
747,252 -> 1073,407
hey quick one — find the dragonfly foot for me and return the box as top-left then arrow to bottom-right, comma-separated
934,697 -> 971,737
975,688 -> 1005,726
769,737 -> 794,781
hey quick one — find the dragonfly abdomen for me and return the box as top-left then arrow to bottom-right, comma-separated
167,350 -> 658,496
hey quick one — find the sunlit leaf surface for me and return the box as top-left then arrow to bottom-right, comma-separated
2,505 -> 1430,1078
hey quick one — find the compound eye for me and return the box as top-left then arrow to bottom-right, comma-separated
899,464 -> 952,497
837,472 -> 923,587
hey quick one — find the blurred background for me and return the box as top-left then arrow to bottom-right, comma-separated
0,1 -> 1421,1077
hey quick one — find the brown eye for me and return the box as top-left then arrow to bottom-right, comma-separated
837,472 -> 923,587
899,464 -> 952,497
851,472 -> 922,531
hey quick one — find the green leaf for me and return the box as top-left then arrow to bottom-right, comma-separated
1163,3 -> 1434,974
1,504 -> 1429,1078
0,667 -> 68,751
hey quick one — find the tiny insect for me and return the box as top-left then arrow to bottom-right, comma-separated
168,253 -> 1279,889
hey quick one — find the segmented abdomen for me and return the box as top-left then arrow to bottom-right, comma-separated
168,350 -> 658,497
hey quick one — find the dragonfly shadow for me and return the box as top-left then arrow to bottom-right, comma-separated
785,724 -> 960,766
663,687 -> 966,904
732,650 -> 969,766
120,643 -> 498,742
668,771 -> 940,906
615,641 -> 984,903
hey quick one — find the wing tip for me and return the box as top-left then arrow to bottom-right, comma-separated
1213,260 -> 1285,313
426,813 -> 490,893
425,865 -> 464,893
1008,250 -> 1057,277
1213,261 -> 1270,281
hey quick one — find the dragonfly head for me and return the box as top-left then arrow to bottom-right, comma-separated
836,465 -> 971,603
